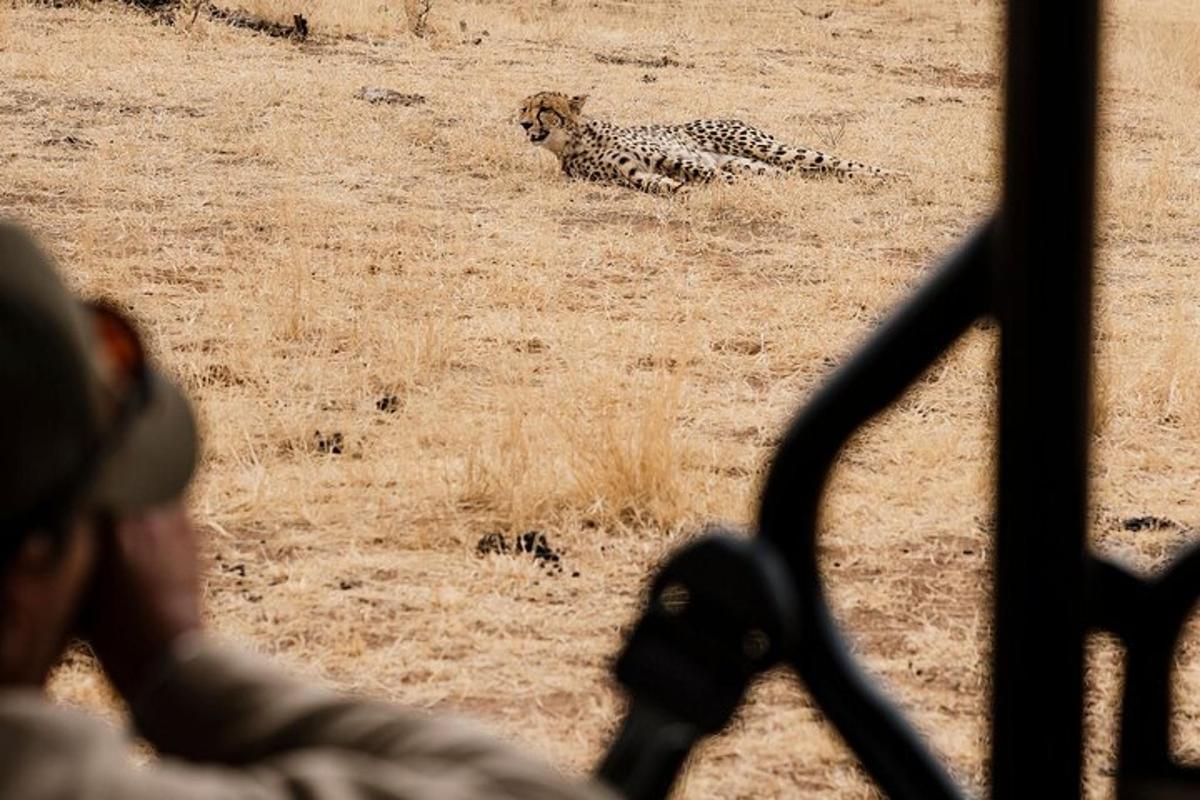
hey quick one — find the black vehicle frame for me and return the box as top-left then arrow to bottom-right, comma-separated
595,3 -> 1200,798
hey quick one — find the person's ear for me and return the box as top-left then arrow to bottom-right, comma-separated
7,533 -> 58,576
1,532 -> 62,629
0,521 -> 98,685
0,534 -> 55,681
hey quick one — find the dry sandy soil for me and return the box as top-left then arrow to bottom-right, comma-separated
3,0 -> 1200,796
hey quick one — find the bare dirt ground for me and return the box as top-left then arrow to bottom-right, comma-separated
2,0 -> 1199,796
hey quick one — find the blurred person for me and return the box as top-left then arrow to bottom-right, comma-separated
0,222 -> 614,800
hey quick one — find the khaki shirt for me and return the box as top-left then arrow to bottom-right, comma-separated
0,636 -> 617,800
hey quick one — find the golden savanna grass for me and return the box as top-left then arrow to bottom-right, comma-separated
2,0 -> 1199,796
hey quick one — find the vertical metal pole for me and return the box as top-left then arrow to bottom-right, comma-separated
992,2 -> 1099,798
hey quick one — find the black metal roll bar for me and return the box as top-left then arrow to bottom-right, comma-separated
595,2 -> 1200,798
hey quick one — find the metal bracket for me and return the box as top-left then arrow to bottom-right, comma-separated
597,532 -> 799,800
1088,548 -> 1200,798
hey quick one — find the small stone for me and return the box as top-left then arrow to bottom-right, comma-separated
1121,515 -> 1177,532
313,430 -> 344,455
356,87 -> 426,106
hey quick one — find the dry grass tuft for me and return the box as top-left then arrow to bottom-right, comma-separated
561,376 -> 689,530
1097,299 -> 1200,435
460,376 -> 691,534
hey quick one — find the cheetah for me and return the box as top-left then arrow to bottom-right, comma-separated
517,91 -> 891,195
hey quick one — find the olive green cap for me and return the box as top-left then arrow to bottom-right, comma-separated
0,222 -> 197,535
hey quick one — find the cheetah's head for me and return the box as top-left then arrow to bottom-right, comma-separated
518,92 -> 587,155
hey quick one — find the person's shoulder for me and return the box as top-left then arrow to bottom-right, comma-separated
0,689 -> 122,797
0,688 -> 112,741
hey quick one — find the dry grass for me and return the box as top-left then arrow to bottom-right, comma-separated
461,374 -> 690,533
2,0 -> 1199,796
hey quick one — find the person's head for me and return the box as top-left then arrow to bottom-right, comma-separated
0,223 -> 197,685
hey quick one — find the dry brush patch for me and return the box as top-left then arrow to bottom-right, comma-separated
459,373 -> 694,533
1,0 -> 1198,797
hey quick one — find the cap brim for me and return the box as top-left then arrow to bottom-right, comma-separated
89,370 -> 198,514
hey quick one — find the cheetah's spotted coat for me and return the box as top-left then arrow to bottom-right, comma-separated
518,91 -> 890,195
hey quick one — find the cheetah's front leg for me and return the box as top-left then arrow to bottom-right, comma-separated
652,150 -> 734,186
606,154 -> 684,194
628,171 -> 684,195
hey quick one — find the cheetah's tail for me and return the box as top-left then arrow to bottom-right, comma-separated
823,158 -> 903,180
784,147 -> 901,180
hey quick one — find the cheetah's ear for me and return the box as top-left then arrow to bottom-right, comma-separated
568,94 -> 589,115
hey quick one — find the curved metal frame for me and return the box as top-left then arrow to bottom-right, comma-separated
757,227 -> 990,799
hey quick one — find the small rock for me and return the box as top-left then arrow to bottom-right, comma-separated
513,337 -> 548,354
475,531 -> 566,575
1121,515 -> 1178,532
515,531 -> 564,574
356,87 -> 426,106
314,430 -> 344,455
475,532 -> 509,556
41,133 -> 95,149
